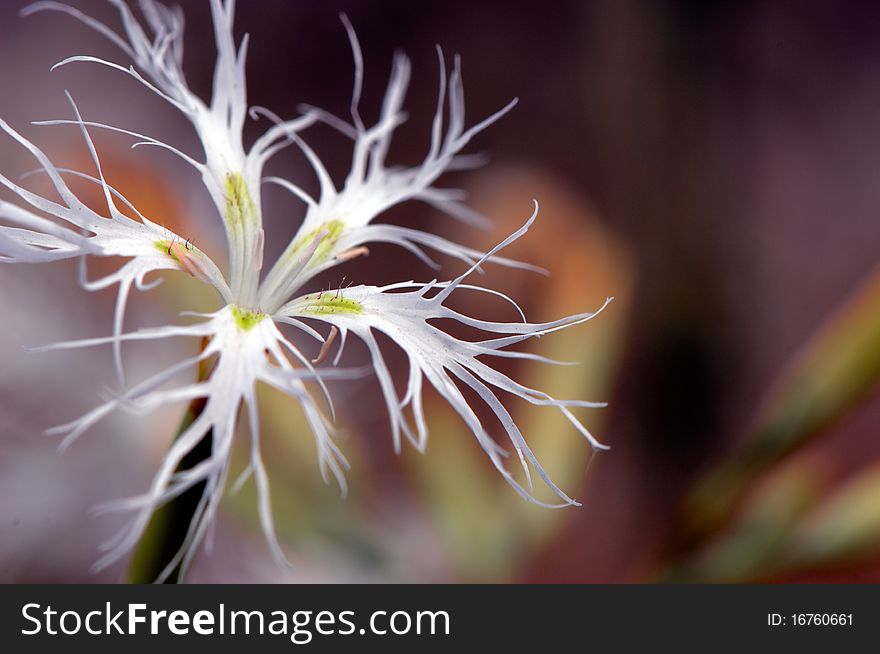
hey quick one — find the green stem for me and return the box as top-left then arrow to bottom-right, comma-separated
127,340 -> 215,584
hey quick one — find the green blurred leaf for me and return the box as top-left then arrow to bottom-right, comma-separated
674,264 -> 880,555
666,462 -> 880,582
784,463 -> 880,570
659,459 -> 827,582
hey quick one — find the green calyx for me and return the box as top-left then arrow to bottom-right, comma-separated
224,172 -> 256,228
231,306 -> 265,331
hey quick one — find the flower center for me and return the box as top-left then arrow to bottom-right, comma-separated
231,306 -> 265,331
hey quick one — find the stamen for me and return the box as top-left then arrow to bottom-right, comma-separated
311,326 -> 339,364
167,240 -> 211,287
335,245 -> 370,262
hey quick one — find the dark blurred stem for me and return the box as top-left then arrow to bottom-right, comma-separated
127,339 -> 215,584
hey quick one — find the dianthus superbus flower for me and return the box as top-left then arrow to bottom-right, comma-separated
0,0 -> 611,580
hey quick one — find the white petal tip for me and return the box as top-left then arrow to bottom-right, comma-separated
44,426 -> 66,439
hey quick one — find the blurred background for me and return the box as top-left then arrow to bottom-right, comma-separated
1,0 -> 880,583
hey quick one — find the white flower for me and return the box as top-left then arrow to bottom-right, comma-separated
1,0 -> 611,580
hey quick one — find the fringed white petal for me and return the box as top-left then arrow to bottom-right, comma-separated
279,204 -> 611,507
24,0 -> 320,306
258,21 -> 518,310
46,306 -> 356,576
0,102 -> 229,384
5,2 -> 614,579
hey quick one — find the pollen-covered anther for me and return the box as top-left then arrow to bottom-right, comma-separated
335,246 -> 370,262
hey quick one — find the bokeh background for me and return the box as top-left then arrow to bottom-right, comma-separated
2,0 -> 880,583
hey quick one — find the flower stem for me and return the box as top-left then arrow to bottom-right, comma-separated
128,339 -> 215,583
